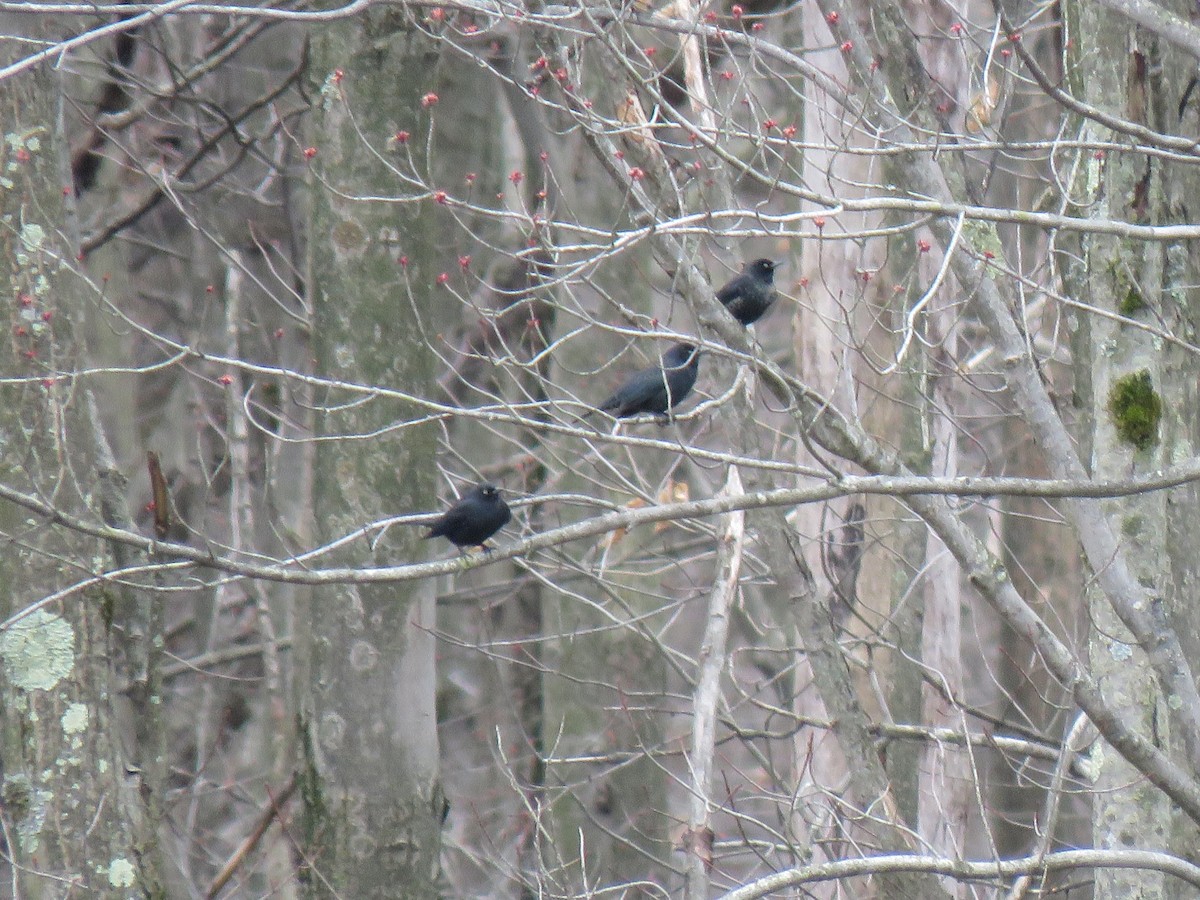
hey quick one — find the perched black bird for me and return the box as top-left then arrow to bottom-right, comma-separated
587,342 -> 700,421
716,258 -> 779,325
424,483 -> 511,551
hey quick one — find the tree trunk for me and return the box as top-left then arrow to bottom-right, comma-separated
1070,3 -> 1200,897
298,17 -> 445,896
0,18 -> 163,896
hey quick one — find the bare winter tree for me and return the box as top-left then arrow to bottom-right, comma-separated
3,0 -> 1200,897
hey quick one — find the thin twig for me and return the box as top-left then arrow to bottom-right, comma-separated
204,772 -> 300,899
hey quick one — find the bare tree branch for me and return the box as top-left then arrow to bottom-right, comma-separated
717,849 -> 1200,900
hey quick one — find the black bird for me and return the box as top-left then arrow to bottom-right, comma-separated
424,483 -> 511,551
716,258 -> 779,325
587,342 -> 700,421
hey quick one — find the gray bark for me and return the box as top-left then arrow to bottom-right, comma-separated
298,16 -> 446,896
1069,2 -> 1200,896
0,16 -> 162,895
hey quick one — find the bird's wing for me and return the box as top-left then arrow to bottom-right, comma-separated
716,275 -> 743,304
597,362 -> 677,416
596,386 -> 627,414
639,369 -> 673,412
426,505 -> 466,538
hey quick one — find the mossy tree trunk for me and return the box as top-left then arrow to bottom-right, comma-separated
0,18 -> 163,897
298,16 -> 446,897
1068,3 -> 1200,897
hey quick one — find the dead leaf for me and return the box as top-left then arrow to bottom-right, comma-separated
601,497 -> 647,549
147,450 -> 170,539
617,91 -> 652,146
654,479 -> 689,533
678,825 -> 714,872
965,75 -> 1001,133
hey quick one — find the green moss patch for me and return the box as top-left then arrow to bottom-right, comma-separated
1108,261 -> 1147,317
1118,283 -> 1146,316
1107,370 -> 1162,451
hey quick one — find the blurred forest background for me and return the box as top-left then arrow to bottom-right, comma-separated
4,0 -> 1200,897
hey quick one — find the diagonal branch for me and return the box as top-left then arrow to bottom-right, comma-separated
1086,0 -> 1200,63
